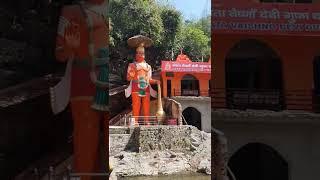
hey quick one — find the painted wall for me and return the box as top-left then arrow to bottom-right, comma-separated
213,34 -> 320,89
214,120 -> 320,180
212,33 -> 320,109
172,96 -> 211,133
162,72 -> 211,97
212,0 -> 320,109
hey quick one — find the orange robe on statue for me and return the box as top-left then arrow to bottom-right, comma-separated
54,1 -> 109,179
125,42 -> 159,125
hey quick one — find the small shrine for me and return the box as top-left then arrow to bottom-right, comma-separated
161,51 -> 211,97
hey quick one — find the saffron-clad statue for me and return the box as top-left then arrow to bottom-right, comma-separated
125,35 -> 160,125
51,0 -> 110,179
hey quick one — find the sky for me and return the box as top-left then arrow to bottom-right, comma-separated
166,0 -> 211,20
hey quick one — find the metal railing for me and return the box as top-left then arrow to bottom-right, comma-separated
111,113 -> 180,126
33,166 -> 110,180
181,115 -> 188,125
227,166 -> 237,180
172,89 -> 210,97
109,84 -> 128,96
109,109 -> 131,126
125,116 -> 162,126
212,88 -> 320,112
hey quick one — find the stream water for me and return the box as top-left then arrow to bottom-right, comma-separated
119,174 -> 211,180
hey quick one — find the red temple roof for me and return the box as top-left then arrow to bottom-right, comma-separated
176,53 -> 191,62
161,50 -> 211,73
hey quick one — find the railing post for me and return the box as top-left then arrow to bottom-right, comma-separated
278,90 -> 282,111
247,88 -> 250,109
129,115 -> 134,127
34,168 -> 40,180
67,165 -> 72,180
49,166 -> 54,180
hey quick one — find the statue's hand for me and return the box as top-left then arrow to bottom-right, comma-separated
65,25 -> 80,50
129,70 -> 135,78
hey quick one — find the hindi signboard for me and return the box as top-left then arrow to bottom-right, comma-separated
161,61 -> 211,73
212,3 -> 320,35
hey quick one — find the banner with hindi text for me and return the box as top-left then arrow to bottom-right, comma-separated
212,3 -> 320,35
161,61 -> 211,73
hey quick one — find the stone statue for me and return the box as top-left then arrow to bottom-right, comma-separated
52,0 -> 110,179
125,35 -> 160,125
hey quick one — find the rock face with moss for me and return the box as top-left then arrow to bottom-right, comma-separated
109,125 -> 211,178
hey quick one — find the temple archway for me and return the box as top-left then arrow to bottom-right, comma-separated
182,107 -> 201,130
228,143 -> 289,180
225,39 -> 284,110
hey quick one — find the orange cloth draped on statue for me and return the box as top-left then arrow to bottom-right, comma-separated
126,41 -> 159,125
71,100 -> 109,180
55,2 -> 109,180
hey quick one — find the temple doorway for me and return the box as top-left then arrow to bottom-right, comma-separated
167,79 -> 172,97
180,74 -> 200,96
182,107 -> 201,130
228,143 -> 289,180
225,39 -> 284,110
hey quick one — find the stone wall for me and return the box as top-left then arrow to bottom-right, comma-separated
212,109 -> 320,123
149,98 -> 183,125
213,109 -> 320,180
172,96 -> 211,132
109,125 -> 212,177
138,126 -> 195,152
109,127 -> 134,157
212,129 -> 229,180
110,125 -> 202,154
163,98 -> 183,125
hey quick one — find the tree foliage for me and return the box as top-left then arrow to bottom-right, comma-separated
160,6 -> 182,48
109,0 -> 164,81
193,15 -> 211,39
176,25 -> 210,61
109,0 -> 164,47
175,15 -> 211,61
109,0 -> 211,81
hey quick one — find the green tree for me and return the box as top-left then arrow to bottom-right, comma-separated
109,0 -> 165,80
194,15 -> 211,38
159,6 -> 182,59
109,0 -> 210,82
109,0 -> 184,81
183,15 -> 211,53
176,25 -> 210,61
109,0 -> 164,46
193,15 -> 211,54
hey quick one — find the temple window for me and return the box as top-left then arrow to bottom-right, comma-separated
180,74 -> 200,96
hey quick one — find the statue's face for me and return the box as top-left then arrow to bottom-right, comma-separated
136,50 -> 145,62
